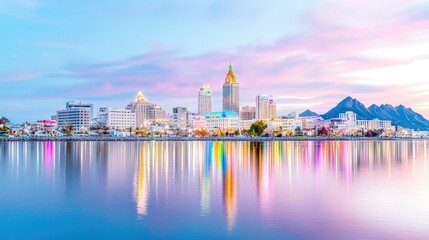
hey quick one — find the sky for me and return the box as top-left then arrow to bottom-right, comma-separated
1,0 -> 429,122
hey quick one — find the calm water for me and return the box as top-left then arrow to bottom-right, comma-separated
0,140 -> 429,239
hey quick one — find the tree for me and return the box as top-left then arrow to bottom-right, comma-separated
317,127 -> 329,136
195,128 -> 209,137
249,120 -> 267,137
0,117 -> 10,125
0,121 -> 10,135
62,124 -> 73,136
213,128 -> 225,137
102,126 -> 110,134
135,128 -> 147,137
294,126 -> 303,136
365,130 -> 380,137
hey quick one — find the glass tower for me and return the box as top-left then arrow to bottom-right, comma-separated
222,63 -> 240,113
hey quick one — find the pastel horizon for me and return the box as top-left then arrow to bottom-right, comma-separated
1,0 -> 429,122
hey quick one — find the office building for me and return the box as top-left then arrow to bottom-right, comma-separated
198,84 -> 212,115
256,95 -> 276,119
222,62 -> 240,113
240,105 -> 256,120
204,111 -> 240,130
126,91 -> 167,128
97,107 -> 136,130
173,107 -> 190,130
57,101 -> 92,131
356,119 -> 392,131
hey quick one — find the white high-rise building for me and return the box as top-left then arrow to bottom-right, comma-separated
66,101 -> 94,119
173,107 -> 190,130
96,107 -> 136,130
57,101 -> 93,131
256,95 -> 276,120
198,84 -> 212,115
126,91 -> 167,128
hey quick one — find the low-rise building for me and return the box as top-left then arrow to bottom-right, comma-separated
204,111 -> 240,130
300,116 -> 324,130
356,119 -> 392,131
240,119 -> 256,130
96,107 -> 136,130
189,115 -> 205,130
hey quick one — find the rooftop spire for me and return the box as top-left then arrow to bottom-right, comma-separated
225,60 -> 237,84
134,91 -> 148,102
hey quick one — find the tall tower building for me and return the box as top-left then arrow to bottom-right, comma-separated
256,95 -> 277,119
222,62 -> 240,113
198,84 -> 212,115
126,91 -> 167,128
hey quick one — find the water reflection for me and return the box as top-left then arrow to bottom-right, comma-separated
0,140 -> 428,239
135,143 -> 149,216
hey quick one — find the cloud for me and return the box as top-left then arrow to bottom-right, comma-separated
2,0 -> 429,121
34,0 -> 429,116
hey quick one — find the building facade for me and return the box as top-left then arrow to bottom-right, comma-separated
126,91 -> 168,128
204,111 -> 240,130
173,107 -> 190,130
57,101 -> 92,131
240,105 -> 256,120
198,84 -> 212,115
222,63 -> 240,113
356,119 -> 392,131
66,101 -> 94,120
256,95 -> 276,120
96,107 -> 136,130
339,111 -> 357,125
189,115 -> 205,130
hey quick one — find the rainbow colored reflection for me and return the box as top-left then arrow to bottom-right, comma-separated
0,140 -> 428,239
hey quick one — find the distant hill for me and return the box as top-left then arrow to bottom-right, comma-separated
368,104 -> 429,130
321,96 -> 429,130
299,109 -> 319,117
321,97 -> 375,120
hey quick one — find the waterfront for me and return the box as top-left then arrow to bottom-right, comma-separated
0,140 -> 429,239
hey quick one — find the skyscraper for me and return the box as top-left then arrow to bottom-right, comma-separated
256,95 -> 277,119
198,84 -> 212,115
222,62 -> 240,113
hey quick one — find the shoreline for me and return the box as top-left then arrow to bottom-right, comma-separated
0,136 -> 427,142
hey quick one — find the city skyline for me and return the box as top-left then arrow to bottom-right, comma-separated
1,0 -> 429,122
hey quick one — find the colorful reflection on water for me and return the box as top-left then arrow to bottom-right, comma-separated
0,141 -> 428,239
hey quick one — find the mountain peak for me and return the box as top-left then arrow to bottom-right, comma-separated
322,96 -> 373,120
368,104 -> 378,109
299,109 -> 319,117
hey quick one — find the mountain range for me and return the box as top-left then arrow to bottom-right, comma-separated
300,96 -> 429,131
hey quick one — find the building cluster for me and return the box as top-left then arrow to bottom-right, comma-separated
4,62 -> 428,138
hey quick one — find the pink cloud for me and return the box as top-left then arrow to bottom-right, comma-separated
45,0 -> 429,117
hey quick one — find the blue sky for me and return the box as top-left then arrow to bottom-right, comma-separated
1,0 -> 429,122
